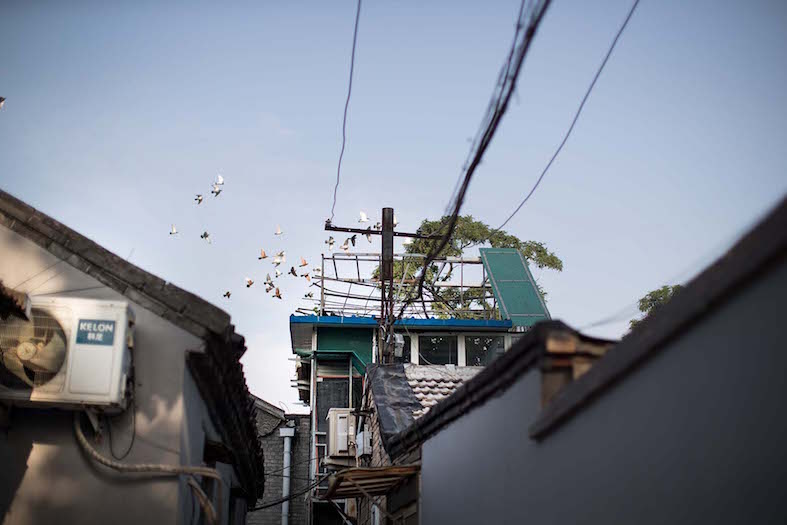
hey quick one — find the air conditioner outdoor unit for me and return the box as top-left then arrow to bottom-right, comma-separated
0,297 -> 134,412
327,408 -> 355,457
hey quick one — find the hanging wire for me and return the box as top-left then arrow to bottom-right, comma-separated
496,0 -> 642,231
329,0 -> 363,222
397,0 -> 554,321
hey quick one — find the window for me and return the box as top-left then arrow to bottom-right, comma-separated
465,335 -> 505,366
418,335 -> 457,365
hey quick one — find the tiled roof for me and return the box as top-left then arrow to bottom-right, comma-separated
404,365 -> 482,418
367,363 -> 482,452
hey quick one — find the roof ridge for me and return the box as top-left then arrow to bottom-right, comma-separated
0,189 -> 230,339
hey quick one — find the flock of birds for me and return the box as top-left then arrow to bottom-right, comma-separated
168,173 -> 399,304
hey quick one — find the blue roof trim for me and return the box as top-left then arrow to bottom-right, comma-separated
290,315 -> 512,329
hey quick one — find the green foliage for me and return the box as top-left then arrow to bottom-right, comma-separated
629,285 -> 683,329
377,215 -> 562,318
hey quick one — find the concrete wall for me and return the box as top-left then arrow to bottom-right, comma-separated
248,411 -> 310,525
0,224 -> 239,524
420,257 -> 787,524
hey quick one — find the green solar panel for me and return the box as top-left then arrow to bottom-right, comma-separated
480,248 -> 550,327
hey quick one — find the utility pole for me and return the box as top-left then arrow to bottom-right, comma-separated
324,208 -> 439,363
380,208 -> 394,363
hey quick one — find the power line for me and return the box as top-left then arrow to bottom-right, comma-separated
329,0 -> 362,222
496,0 -> 642,231
397,0 -> 554,320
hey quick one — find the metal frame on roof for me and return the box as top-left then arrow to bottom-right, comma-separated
295,251 -> 500,320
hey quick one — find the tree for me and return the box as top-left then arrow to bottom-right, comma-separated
629,285 -> 683,330
376,215 -> 562,318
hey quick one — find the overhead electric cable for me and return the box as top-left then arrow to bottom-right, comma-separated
397,0 -> 554,320
496,0 -> 642,230
329,0 -> 363,222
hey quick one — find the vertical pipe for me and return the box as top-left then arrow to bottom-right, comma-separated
320,255 -> 326,315
280,427 -> 295,525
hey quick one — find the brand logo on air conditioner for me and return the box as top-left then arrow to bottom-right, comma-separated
76,319 -> 116,346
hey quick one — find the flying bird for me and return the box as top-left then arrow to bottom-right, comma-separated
313,268 -> 321,274
245,277 -> 254,288
394,215 -> 399,227
275,225 -> 283,236
272,256 -> 282,267
265,273 -> 274,285
0,97 -> 5,110
258,249 -> 268,260
325,236 -> 335,250
299,257 -> 308,267
195,194 -> 203,204
200,231 -> 211,243
359,211 -> 369,223
373,221 -> 381,230
211,184 -> 222,196
223,291 -> 231,298
275,268 -> 282,278
365,227 -> 372,243
304,292 -> 314,299
215,174 -> 225,185
169,224 -> 178,235
349,235 -> 357,247
340,238 -> 350,252
302,273 -> 311,283
274,288 -> 282,300
289,267 -> 297,277
265,284 -> 273,293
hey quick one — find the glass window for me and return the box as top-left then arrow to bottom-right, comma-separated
465,335 -> 505,366
418,335 -> 457,365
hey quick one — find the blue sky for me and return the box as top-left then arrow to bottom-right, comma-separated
2,0 -> 785,410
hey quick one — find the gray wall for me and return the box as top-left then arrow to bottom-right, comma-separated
421,257 -> 787,524
0,224 -> 240,524
248,411 -> 310,525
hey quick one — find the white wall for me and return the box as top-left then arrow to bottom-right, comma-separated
0,224 -> 237,525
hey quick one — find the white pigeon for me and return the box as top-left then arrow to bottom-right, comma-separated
216,173 -> 225,185
358,211 -> 369,223
245,277 -> 254,288
169,224 -> 178,235
211,184 -> 222,196
273,256 -> 282,267
275,268 -> 282,278
325,236 -> 335,251
340,239 -> 350,252
393,215 -> 399,227
275,225 -> 283,236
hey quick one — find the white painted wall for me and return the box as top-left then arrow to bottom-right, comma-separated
0,224 -> 240,525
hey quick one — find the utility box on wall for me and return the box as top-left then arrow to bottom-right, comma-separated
327,407 -> 355,457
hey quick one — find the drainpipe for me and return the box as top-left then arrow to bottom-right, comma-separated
280,426 -> 296,525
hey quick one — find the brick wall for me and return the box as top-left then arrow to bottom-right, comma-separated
248,411 -> 311,525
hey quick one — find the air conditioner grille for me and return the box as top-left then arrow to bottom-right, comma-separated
0,308 -> 68,390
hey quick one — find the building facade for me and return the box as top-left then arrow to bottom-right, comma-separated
0,190 -> 263,525
249,397 -> 311,525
